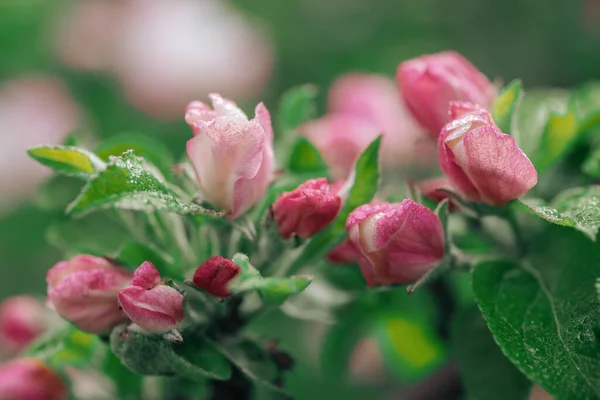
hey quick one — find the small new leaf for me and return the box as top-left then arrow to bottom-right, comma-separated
492,79 -> 522,134
28,145 -> 105,178
288,137 -> 328,175
278,84 -> 318,133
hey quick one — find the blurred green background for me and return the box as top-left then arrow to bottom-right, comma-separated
0,0 -> 597,398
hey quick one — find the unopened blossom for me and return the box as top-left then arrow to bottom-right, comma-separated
415,177 -> 455,205
346,200 -> 445,287
272,178 -> 341,239
186,94 -> 275,219
47,255 -> 132,334
0,296 -> 45,355
192,256 -> 240,298
118,262 -> 184,333
300,73 -> 435,179
438,102 -> 537,204
397,51 -> 497,136
326,238 -> 361,264
0,358 -> 67,400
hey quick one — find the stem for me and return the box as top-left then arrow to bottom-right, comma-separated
163,214 -> 197,267
505,206 -> 526,257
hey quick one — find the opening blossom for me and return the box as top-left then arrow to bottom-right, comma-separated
438,102 -> 538,204
0,358 -> 67,400
118,262 -> 184,334
345,200 -> 445,287
0,296 -> 45,355
272,178 -> 341,239
192,256 -> 240,298
186,94 -> 275,219
397,51 -> 497,136
46,255 -> 133,334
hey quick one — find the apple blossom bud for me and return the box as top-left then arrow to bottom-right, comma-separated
0,358 -> 67,400
415,177 -> 455,204
46,255 -> 133,334
0,296 -> 45,355
186,94 -> 274,219
272,178 -> 341,239
326,239 -> 361,264
118,262 -> 184,333
397,51 -> 497,136
192,256 -> 240,298
345,200 -> 445,287
438,102 -> 538,205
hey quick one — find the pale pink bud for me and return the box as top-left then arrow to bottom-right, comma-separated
415,177 -> 455,205
438,102 -> 538,205
46,255 -> 133,334
118,262 -> 184,333
397,51 -> 497,136
192,256 -> 240,298
186,94 -> 275,219
345,200 -> 445,287
272,178 -> 341,239
326,238 -> 361,264
298,114 -> 380,179
0,296 -> 45,355
0,358 -> 67,400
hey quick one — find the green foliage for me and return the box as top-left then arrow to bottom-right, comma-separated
473,226 -> 600,400
28,146 -> 105,178
67,151 -> 216,217
26,325 -> 99,368
287,137 -> 328,176
452,306 -> 531,400
277,84 -> 319,133
492,79 -> 523,134
520,185 -> 600,240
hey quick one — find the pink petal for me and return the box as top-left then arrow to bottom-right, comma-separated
118,285 -> 183,333
130,261 -> 161,289
208,93 -> 247,121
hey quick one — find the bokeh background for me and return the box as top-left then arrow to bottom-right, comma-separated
0,0 -> 597,398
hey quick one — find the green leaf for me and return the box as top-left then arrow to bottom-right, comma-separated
520,185 -> 600,240
230,254 -> 312,305
287,137 -> 328,175
582,146 -> 600,178
94,132 -> 175,177
28,145 -> 105,178
492,79 -> 522,134
537,96 -> 580,171
103,349 -> 143,400
115,242 -> 179,278
290,137 -> 381,272
574,81 -> 600,133
26,325 -> 99,368
67,151 -> 217,217
110,326 -> 231,381
278,84 -> 318,133
452,306 -> 531,400
473,226 -> 600,400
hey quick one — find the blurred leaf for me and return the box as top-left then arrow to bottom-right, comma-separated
115,242 -> 178,278
231,254 -> 312,305
537,96 -> 580,171
95,132 -> 175,177
278,84 -> 319,133
35,175 -> 85,212
215,338 -> 287,395
110,326 -> 231,381
28,146 -> 105,178
492,79 -> 522,134
574,81 -> 600,133
582,146 -> 600,178
520,185 -> 600,240
473,226 -> 600,400
287,137 -> 328,175
290,137 -> 381,272
67,151 -> 216,217
26,325 -> 99,368
103,349 -> 143,400
452,306 -> 531,400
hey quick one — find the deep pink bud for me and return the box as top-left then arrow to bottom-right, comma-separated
118,262 -> 184,333
272,178 -> 341,239
0,296 -> 45,355
397,51 -> 497,136
192,256 -> 240,298
345,200 -> 445,287
186,94 -> 275,218
438,102 -> 538,205
0,358 -> 68,400
46,255 -> 133,334
326,238 -> 361,264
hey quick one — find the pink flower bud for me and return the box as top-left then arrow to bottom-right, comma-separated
0,296 -> 45,355
397,51 -> 497,136
345,200 -> 445,287
46,255 -> 133,334
272,178 -> 341,239
192,256 -> 240,298
118,262 -> 184,333
186,94 -> 275,218
0,358 -> 67,400
415,177 -> 455,205
438,103 -> 538,205
326,238 -> 361,264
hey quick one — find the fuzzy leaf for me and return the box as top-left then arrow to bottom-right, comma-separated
473,226 -> 600,400
520,185 -> 600,240
67,151 -> 217,217
492,79 -> 522,134
28,145 -> 105,178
